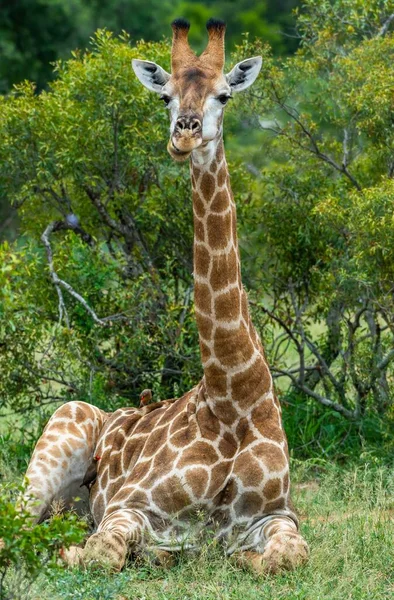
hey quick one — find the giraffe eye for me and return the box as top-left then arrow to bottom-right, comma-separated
160,94 -> 171,106
217,94 -> 231,105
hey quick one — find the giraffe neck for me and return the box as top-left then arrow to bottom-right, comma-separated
191,138 -> 273,420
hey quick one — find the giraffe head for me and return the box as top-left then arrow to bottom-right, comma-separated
132,19 -> 262,162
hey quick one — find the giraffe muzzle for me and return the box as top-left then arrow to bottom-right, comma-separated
168,135 -> 202,161
167,139 -> 193,162
168,115 -> 203,160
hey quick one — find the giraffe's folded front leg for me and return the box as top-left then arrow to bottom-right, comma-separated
61,530 -> 128,572
235,516 -> 309,575
22,401 -> 108,523
61,509 -> 147,572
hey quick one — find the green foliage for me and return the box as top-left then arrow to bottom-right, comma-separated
0,32 -> 209,414
0,482 -> 86,600
0,0 -> 177,93
0,431 -> 37,479
232,0 -> 394,421
1,0 -> 394,448
282,390 -> 394,461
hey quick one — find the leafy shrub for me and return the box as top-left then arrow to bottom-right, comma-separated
235,0 -> 394,422
1,1 -> 394,459
0,482 -> 86,600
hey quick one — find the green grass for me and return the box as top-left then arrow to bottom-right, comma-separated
17,460 -> 392,600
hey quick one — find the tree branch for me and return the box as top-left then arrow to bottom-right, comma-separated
83,186 -> 130,236
41,221 -> 124,327
261,83 -> 363,191
378,13 -> 394,37
272,367 -> 357,419
377,348 -> 394,371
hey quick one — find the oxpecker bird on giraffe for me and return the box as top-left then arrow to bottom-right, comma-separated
18,18 -> 309,575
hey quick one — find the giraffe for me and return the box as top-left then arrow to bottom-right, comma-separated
18,18 -> 309,575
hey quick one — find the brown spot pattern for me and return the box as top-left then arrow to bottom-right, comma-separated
210,189 -> 229,212
214,287 -> 240,320
194,245 -> 210,277
253,443 -> 286,471
263,478 -> 281,500
196,313 -> 213,340
204,363 -> 227,397
194,282 -> 212,314
209,248 -> 238,292
212,400 -> 238,425
234,452 -> 264,487
178,441 -> 218,468
193,194 -> 205,218
235,492 -> 263,517
207,212 -> 232,250
231,356 -> 271,408
185,467 -> 209,497
201,172 -> 216,199
196,405 -> 220,440
214,324 -> 255,367
152,475 -> 190,513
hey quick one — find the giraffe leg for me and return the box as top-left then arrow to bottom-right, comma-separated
21,401 -> 108,523
235,517 -> 309,575
61,509 -> 147,572
143,549 -> 175,568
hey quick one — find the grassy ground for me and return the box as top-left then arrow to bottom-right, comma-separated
12,460 -> 389,600
2,414 -> 393,600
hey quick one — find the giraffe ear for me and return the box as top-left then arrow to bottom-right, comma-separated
132,59 -> 170,93
226,57 -> 262,92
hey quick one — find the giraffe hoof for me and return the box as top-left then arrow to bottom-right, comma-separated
142,549 -> 175,568
235,533 -> 309,576
235,551 -> 266,576
59,545 -> 83,568
82,531 -> 127,572
260,531 -> 309,574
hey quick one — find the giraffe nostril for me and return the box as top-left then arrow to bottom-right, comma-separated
191,119 -> 202,133
176,117 -> 202,135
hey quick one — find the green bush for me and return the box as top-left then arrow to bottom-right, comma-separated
234,0 -> 394,424
0,482 -> 86,600
0,31 -> 210,415
1,1 -> 394,459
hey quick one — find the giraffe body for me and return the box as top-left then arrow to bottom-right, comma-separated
21,18 -> 308,574
22,401 -> 107,522
89,384 -> 295,555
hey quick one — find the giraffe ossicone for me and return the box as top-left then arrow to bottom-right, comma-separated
20,18 -> 309,574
